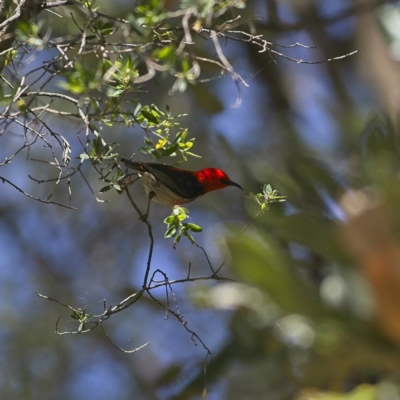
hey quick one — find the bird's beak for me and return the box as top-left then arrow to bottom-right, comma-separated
229,181 -> 243,190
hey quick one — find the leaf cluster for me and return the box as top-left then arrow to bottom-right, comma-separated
164,206 -> 203,246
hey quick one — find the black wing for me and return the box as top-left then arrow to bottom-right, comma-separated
122,159 -> 205,200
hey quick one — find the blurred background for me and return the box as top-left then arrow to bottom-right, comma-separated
2,0 -> 400,399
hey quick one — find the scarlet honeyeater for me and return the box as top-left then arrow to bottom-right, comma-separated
121,159 -> 242,206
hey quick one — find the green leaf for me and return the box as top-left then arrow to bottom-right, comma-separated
157,45 -> 173,60
183,232 -> 195,243
134,103 -> 142,116
164,216 -> 176,224
78,320 -> 87,332
159,143 -> 179,157
93,137 -> 103,155
152,150 -> 162,160
164,225 -> 177,238
141,109 -> 159,124
177,212 -> 187,221
185,223 -> 203,232
138,146 -> 153,155
99,185 -> 113,193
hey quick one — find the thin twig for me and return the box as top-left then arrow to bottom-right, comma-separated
0,0 -> 27,30
100,324 -> 150,353
1,176 -> 77,209
124,183 -> 154,289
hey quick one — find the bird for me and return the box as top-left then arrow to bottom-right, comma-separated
121,158 -> 242,217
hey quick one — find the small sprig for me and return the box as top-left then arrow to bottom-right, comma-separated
252,184 -> 287,212
80,136 -> 125,194
70,308 -> 92,333
136,104 -> 200,164
80,136 -> 119,164
164,206 -> 203,248
239,184 -> 287,237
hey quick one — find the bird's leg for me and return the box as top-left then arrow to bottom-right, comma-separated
139,191 -> 156,221
124,173 -> 140,186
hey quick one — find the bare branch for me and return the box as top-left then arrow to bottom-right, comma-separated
1,176 -> 77,209
124,183 -> 154,289
210,30 -> 249,88
0,0 -> 28,30
100,324 -> 150,354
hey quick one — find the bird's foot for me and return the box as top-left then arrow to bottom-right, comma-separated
124,174 -> 140,187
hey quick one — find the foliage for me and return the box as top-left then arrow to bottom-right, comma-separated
251,183 -> 288,214
164,206 -> 202,244
1,1 -> 398,400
